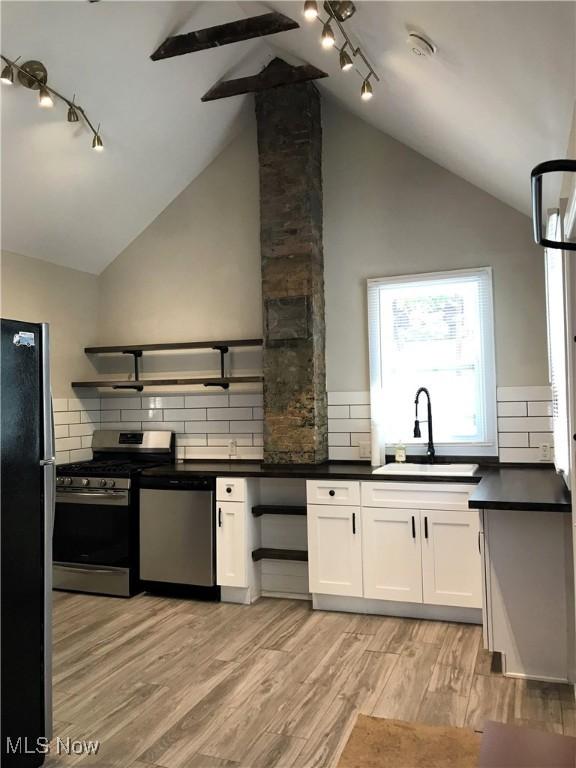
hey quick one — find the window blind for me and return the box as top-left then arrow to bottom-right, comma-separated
367,268 -> 497,455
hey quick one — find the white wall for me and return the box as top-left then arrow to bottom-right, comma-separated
0,251 -> 99,397
323,99 -> 548,392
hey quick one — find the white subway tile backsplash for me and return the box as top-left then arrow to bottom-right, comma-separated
253,435 -> 263,447
328,446 -> 361,460
69,423 -> 98,437
207,407 -> 253,421
69,448 -> 92,462
498,416 -> 553,433
529,432 -> 554,448
350,433 -> 372,447
327,405 -> 350,419
52,399 -> 68,412
164,408 -> 207,421
100,410 -> 121,422
328,433 -> 350,447
328,391 -> 370,406
55,437 -> 81,451
175,435 -> 207,447
350,404 -> 371,419
144,421 -> 184,432
102,397 -> 141,410
252,407 -> 264,420
231,420 -> 263,434
81,410 -> 101,424
55,451 -> 70,465
54,425 -> 69,439
141,396 -> 184,409
68,398 -> 100,412
184,394 -> 229,408
81,435 -> 93,449
229,393 -> 263,407
121,409 -> 162,422
185,421 -> 230,434
99,422 -> 142,431
527,401 -> 553,417
54,411 -> 80,425
497,386 -> 552,402
498,432 -> 529,448
328,418 -> 371,434
497,401 -> 527,417
207,434 -> 253,447
499,447 -> 542,463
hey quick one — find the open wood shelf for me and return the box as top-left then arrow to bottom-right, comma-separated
252,505 -> 307,518
84,339 -> 263,354
71,375 -> 263,390
251,548 -> 308,563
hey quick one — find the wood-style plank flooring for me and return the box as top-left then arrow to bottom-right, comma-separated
47,591 -> 574,768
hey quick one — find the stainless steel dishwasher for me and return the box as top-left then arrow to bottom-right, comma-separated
139,475 -> 216,591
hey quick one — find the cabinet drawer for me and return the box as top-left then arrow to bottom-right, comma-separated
216,477 -> 246,502
306,480 -> 360,506
361,481 -> 473,511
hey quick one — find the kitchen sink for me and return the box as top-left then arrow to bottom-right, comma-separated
373,463 -> 479,477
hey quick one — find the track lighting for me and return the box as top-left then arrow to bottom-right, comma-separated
1,54 -> 103,151
361,77 -> 373,101
303,0 -> 319,20
0,63 -> 14,84
339,47 -> 353,71
321,21 -> 335,48
38,86 -> 54,108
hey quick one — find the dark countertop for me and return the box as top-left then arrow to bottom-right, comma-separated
467,467 -> 571,512
141,461 -> 571,513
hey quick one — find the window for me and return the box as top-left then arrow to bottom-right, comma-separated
367,267 -> 497,455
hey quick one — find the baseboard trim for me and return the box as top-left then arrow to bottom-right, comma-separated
312,594 -> 482,624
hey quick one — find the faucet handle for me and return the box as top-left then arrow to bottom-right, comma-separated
413,420 -> 421,438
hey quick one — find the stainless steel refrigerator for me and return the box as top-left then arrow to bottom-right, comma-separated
1,319 -> 54,766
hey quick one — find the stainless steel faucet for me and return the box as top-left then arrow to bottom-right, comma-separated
414,387 -> 435,461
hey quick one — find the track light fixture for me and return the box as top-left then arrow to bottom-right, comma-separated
303,0 -> 319,20
321,21 -> 335,48
305,0 -> 379,100
0,54 -> 103,151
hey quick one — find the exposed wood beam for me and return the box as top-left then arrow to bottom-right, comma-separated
151,12 -> 299,61
201,61 -> 328,103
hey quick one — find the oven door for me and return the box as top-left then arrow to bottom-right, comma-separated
53,487 -> 132,596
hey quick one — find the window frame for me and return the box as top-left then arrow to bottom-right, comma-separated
367,266 -> 498,457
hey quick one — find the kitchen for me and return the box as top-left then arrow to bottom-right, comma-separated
1,1 -> 576,766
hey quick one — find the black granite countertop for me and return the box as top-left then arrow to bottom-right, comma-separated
467,467 -> 571,512
141,460 -> 571,512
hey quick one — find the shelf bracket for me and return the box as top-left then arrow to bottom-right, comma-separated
204,345 -> 230,389
112,350 -> 144,392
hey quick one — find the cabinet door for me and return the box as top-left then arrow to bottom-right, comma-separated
307,504 -> 362,597
362,508 -> 423,603
216,501 -> 246,588
421,509 -> 482,608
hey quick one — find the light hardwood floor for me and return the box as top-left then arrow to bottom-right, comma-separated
47,591 -> 575,768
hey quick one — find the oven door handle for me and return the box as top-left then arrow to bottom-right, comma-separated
55,564 -> 125,575
56,490 -> 129,505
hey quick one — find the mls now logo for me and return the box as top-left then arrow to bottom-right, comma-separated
6,736 -> 100,756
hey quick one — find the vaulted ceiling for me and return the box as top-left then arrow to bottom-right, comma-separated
2,1 -> 574,274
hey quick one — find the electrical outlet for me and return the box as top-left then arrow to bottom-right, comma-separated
540,443 -> 551,461
359,441 -> 371,459
228,439 -> 238,458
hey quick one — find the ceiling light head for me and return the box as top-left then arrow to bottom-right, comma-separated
361,77 -> 373,101
67,104 -> 79,122
38,86 -> 54,108
406,32 -> 436,58
321,21 -> 335,49
1,63 -> 14,84
324,1 -> 356,22
339,48 -> 353,71
303,0 -> 319,20
92,131 -> 103,152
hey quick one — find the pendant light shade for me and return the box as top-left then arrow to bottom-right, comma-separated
0,63 -> 14,84
339,48 -> 353,71
38,86 -> 54,108
303,1 -> 319,20
361,77 -> 373,101
321,21 -> 335,48
67,104 -> 79,122
92,132 -> 103,151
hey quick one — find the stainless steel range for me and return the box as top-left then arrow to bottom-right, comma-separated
54,430 -> 174,597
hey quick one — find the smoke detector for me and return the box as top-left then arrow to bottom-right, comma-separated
406,32 -> 436,58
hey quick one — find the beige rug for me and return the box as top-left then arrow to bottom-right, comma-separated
337,715 -> 481,768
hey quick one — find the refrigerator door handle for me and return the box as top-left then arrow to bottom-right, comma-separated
40,457 -> 55,466
41,323 -> 54,741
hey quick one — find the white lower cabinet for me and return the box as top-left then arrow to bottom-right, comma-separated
216,499 -> 247,588
362,508 -> 423,603
420,509 -> 482,608
307,504 -> 363,597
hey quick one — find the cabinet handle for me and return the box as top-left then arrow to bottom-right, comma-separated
329,489 -> 335,497
411,515 -> 416,539
424,516 -> 429,539
226,487 -> 232,494
352,512 -> 356,535
478,531 -> 481,554
218,507 -> 222,527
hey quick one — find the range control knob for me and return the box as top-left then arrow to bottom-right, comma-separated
99,479 -> 107,488
64,477 -> 72,487
81,479 -> 90,487
56,477 -> 64,486
108,480 -> 115,488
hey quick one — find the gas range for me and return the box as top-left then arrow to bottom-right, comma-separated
53,430 -> 174,597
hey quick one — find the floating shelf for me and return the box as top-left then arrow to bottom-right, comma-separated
252,505 -> 307,518
251,548 -> 308,563
72,338 -> 263,391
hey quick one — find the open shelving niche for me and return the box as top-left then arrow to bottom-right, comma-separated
71,338 -> 263,391
248,479 -> 310,600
